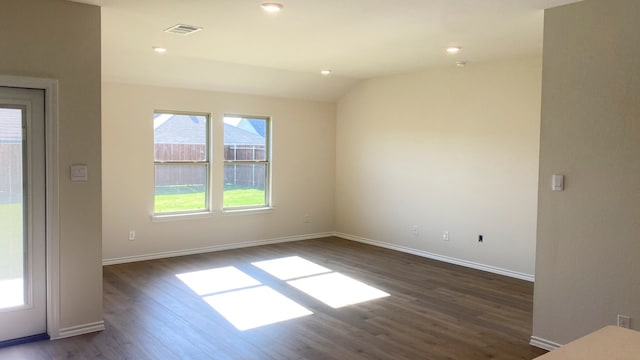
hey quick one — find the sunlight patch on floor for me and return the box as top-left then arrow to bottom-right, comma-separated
203,286 -> 313,331
288,272 -> 390,308
0,278 -> 24,309
176,256 -> 391,330
177,266 -> 313,331
252,256 -> 331,280
176,266 -> 261,296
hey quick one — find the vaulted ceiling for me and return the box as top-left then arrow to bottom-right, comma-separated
71,0 -> 582,101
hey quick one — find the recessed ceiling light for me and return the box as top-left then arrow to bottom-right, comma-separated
456,61 -> 467,68
152,47 -> 167,53
446,46 -> 462,55
320,69 -> 332,76
261,3 -> 283,13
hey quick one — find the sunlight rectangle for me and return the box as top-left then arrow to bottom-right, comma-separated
0,278 -> 24,309
176,266 -> 261,296
203,286 -> 313,331
287,272 -> 390,308
252,256 -> 331,281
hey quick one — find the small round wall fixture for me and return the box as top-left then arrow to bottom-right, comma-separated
261,3 -> 283,13
446,46 -> 462,55
320,69 -> 332,76
152,46 -> 167,53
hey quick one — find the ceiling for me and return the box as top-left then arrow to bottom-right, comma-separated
70,0 -> 582,101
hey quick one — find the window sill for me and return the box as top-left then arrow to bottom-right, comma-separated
222,207 -> 274,216
151,211 -> 214,222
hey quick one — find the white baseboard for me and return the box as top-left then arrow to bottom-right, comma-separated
54,321 -> 105,340
103,231 -> 534,282
102,232 -> 334,266
530,336 -> 562,351
335,232 -> 535,282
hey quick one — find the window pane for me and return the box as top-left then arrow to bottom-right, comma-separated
224,164 -> 267,208
0,108 -> 26,309
155,164 -> 207,213
154,113 -> 207,162
224,117 -> 266,161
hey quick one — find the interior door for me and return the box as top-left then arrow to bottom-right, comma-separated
0,87 -> 46,343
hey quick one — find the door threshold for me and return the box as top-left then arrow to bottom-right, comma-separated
0,333 -> 50,349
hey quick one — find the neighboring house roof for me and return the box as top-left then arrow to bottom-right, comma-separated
224,123 -> 265,145
247,119 -> 266,137
234,118 -> 266,137
154,114 -> 265,145
0,108 -> 22,144
154,114 -> 206,145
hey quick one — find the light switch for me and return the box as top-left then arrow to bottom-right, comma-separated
70,164 -> 88,182
552,174 -> 564,191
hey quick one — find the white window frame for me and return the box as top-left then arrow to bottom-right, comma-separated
222,114 -> 271,211
153,110 -> 211,216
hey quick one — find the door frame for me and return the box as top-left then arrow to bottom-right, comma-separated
0,75 -> 60,339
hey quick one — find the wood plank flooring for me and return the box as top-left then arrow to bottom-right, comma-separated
0,237 -> 547,359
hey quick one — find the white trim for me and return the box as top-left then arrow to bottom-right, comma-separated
102,232 -> 334,266
530,336 -> 562,351
151,211 -> 214,222
0,76 -> 61,339
54,321 -> 105,340
222,207 -> 274,216
335,232 -> 535,282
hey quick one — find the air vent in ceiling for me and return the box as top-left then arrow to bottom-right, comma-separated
164,24 -> 203,35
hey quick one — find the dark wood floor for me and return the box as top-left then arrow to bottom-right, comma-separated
0,237 -> 546,359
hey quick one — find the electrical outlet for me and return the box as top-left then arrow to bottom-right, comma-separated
617,315 -> 631,328
411,225 -> 419,236
128,230 -> 136,241
442,231 -> 449,241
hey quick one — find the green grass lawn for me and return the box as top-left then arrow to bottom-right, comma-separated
154,188 -> 265,213
0,203 -> 23,279
223,189 -> 265,208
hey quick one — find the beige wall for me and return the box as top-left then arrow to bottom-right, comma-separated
0,0 -> 102,333
102,82 -> 336,261
533,0 -> 640,345
335,56 -> 542,277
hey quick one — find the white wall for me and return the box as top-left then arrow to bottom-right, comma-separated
335,56 -> 542,277
102,82 -> 336,261
533,0 -> 640,345
0,0 -> 102,334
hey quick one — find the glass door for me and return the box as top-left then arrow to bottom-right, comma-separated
0,87 -> 46,343
0,106 -> 27,309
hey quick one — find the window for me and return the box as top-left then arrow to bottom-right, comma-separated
223,116 -> 270,209
154,112 -> 210,214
